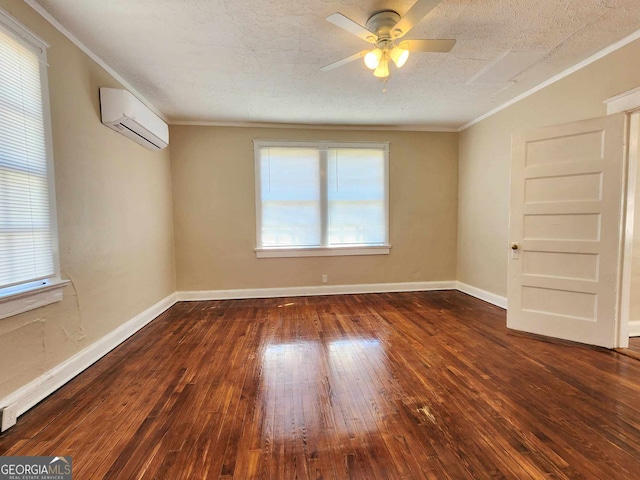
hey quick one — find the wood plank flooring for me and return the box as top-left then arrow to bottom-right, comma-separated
629,337 -> 640,354
2,291 -> 640,479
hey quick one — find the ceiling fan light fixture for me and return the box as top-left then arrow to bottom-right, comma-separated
323,1 -> 455,82
373,55 -> 390,78
390,47 -> 409,68
364,48 -> 382,69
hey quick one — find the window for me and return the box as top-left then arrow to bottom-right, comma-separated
254,141 -> 390,258
0,10 -> 65,319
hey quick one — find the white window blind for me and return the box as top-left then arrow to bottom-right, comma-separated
260,147 -> 321,247
0,25 -> 54,289
255,142 -> 389,255
327,148 -> 385,246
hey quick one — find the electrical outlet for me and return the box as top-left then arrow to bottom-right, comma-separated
1,403 -> 17,432
322,274 -> 328,284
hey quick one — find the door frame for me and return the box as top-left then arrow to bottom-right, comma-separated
607,87 -> 640,348
618,111 -> 640,348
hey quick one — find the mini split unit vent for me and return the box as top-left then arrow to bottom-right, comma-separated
99,88 -> 169,151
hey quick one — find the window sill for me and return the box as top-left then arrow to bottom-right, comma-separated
0,279 -> 70,320
256,245 -> 391,258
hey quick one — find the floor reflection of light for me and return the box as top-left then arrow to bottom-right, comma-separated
259,338 -> 388,440
328,339 -> 383,370
327,339 -> 385,435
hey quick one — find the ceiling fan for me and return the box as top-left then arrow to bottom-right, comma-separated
321,0 -> 455,79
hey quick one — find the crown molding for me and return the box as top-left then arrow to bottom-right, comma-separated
24,0 -> 169,123
169,120 -> 458,133
458,27 -> 640,132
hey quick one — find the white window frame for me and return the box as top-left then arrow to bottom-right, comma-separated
0,9 -> 67,320
254,140 -> 391,258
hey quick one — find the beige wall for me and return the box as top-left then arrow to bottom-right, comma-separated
0,1 -> 176,400
171,126 -> 458,291
458,39 -> 640,297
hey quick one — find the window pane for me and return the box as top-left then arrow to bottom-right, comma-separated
0,26 -> 54,289
327,148 -> 385,246
260,147 -> 321,247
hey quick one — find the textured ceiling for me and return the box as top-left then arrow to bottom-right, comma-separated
32,0 -> 640,128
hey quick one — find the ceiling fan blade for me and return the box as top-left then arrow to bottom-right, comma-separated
399,39 -> 456,53
392,0 -> 443,39
326,13 -> 377,43
321,50 -> 370,72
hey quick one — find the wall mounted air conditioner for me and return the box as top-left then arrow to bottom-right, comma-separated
99,88 -> 169,151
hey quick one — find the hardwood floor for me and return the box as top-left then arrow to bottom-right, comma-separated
2,291 -> 640,479
629,337 -> 640,354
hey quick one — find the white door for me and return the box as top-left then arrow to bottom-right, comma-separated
508,113 -> 627,348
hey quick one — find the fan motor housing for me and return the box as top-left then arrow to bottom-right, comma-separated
365,10 -> 401,39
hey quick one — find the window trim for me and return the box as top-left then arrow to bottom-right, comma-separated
253,140 -> 391,258
0,279 -> 69,320
0,8 -> 67,318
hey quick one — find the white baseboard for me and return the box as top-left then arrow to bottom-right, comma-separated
177,280 -> 458,301
0,292 -> 177,420
456,282 -> 507,309
629,321 -> 640,337
178,282 -> 509,309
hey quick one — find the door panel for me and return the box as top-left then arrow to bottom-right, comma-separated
521,251 -> 599,280
524,172 -> 602,203
508,114 -> 626,348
